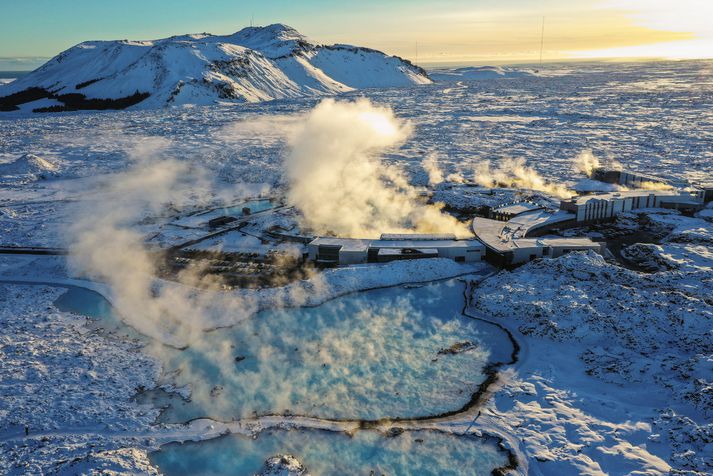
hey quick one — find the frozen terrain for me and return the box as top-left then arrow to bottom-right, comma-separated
429,65 -> 536,82
0,283 -> 161,475
468,211 -> 713,474
0,59 -> 712,474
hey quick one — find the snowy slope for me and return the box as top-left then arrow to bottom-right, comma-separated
429,66 -> 535,82
0,24 -> 430,112
0,153 -> 58,176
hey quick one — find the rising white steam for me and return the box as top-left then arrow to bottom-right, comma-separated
422,154 -> 445,186
573,149 -> 626,178
572,150 -> 670,190
635,180 -> 673,190
573,150 -> 601,177
66,138 -> 256,347
472,157 -> 573,199
286,98 -> 467,238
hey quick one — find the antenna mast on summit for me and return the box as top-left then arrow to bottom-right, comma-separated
250,14 -> 254,27
539,16 -> 545,67
415,41 -> 419,65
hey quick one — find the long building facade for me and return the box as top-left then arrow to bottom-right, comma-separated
307,234 -> 485,266
560,189 -> 705,223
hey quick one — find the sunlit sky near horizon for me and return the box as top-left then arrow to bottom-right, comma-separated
1,0 -> 711,70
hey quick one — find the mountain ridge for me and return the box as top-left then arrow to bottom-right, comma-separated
0,24 -> 431,112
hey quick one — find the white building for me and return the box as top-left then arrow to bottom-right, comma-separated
560,189 -> 705,223
307,234 -> 485,265
306,237 -> 371,265
590,167 -> 713,203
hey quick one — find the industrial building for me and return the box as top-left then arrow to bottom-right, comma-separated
560,189 -> 706,223
591,166 -> 713,200
306,165 -> 711,269
472,215 -> 604,266
307,234 -> 485,266
699,183 -> 713,203
591,167 -> 676,188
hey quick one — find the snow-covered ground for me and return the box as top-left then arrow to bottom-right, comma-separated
468,210 -> 713,474
429,65 -> 536,82
0,60 -> 712,474
0,283 -> 161,475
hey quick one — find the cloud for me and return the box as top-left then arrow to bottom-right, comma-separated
600,0 -> 712,37
0,57 -> 49,71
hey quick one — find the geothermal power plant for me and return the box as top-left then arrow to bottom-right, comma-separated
307,167 -> 713,267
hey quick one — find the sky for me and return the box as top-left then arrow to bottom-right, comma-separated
0,0 -> 711,70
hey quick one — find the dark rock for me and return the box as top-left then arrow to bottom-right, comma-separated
438,341 -> 477,355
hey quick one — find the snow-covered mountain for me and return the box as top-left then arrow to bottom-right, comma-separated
0,24 -> 431,112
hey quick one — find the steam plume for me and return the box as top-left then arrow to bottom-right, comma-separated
286,99 -> 467,238
472,157 -> 572,199
634,180 -> 672,191
422,154 -> 445,186
573,150 -> 601,177
66,138 -> 256,347
573,150 -> 670,190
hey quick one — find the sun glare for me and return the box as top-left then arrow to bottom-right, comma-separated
577,0 -> 713,59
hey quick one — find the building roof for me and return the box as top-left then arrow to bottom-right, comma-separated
537,237 -> 602,248
310,236 -> 484,251
379,233 -> 457,241
373,239 -> 483,249
473,216 -> 598,253
472,217 -> 519,253
507,209 -> 575,234
492,201 -> 543,216
566,189 -> 691,206
308,237 -> 371,252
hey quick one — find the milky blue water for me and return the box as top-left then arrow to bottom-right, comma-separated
55,286 -> 112,318
150,428 -> 510,476
54,285 -> 144,339
50,277 -> 514,475
139,279 -> 512,423
220,198 -> 275,216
